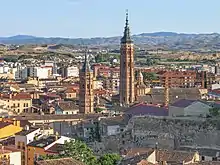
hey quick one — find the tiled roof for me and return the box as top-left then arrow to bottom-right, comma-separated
124,103 -> 168,116
46,143 -> 64,154
156,149 -> 195,163
101,116 -> 129,126
0,93 -> 32,100
36,158 -> 84,165
58,101 -> 78,111
137,88 -> 200,104
124,148 -> 154,158
170,99 -> 196,108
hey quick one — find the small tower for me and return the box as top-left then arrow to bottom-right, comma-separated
119,10 -> 135,106
79,51 -> 94,114
135,70 -> 147,97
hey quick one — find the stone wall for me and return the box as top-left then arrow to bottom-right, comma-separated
131,116 -> 220,149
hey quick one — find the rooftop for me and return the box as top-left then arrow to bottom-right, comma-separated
15,127 -> 39,136
28,136 -> 59,148
36,157 -> 84,165
124,103 -> 168,116
57,101 -> 78,111
0,93 -> 32,100
156,149 -> 196,163
46,143 -> 64,154
170,99 -> 197,108
0,122 -> 11,129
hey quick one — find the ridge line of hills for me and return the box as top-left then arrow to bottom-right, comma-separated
1,32 -> 220,50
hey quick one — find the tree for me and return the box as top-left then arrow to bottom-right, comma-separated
209,108 -> 220,117
61,140 -> 97,165
142,72 -> 157,81
41,140 -> 121,165
95,107 -> 104,113
97,153 -> 121,165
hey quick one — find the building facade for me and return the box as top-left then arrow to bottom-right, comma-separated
79,53 -> 94,114
119,11 -> 135,106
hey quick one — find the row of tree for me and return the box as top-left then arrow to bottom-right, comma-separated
41,140 -> 121,165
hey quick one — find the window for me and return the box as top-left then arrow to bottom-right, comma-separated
18,103 -> 20,107
24,103 -> 26,107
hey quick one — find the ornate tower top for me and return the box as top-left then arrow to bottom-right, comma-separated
121,10 -> 133,44
81,51 -> 92,72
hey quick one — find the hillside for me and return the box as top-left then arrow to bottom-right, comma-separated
1,32 -> 220,50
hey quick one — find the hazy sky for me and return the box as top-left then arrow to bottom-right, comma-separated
0,0 -> 220,38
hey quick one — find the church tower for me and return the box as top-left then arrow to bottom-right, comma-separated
119,11 -> 135,106
79,52 -> 94,114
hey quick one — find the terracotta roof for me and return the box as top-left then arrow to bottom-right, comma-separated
0,93 -> 32,100
156,149 -> 196,163
125,148 -> 154,158
101,116 -> 129,126
64,88 -> 76,93
36,158 -> 84,165
46,143 -> 64,154
58,101 -> 78,111
94,89 -> 108,95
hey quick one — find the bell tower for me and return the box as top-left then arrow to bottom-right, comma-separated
119,10 -> 135,106
79,51 -> 94,114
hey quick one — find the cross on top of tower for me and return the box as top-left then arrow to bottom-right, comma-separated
121,9 -> 133,44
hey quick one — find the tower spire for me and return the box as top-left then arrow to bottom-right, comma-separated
121,9 -> 132,44
81,49 -> 91,72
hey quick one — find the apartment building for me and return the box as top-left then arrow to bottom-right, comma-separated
158,70 -> 197,88
0,93 -> 32,114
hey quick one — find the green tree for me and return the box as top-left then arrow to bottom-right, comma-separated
95,107 -> 104,113
61,140 -> 97,165
97,153 -> 121,165
142,72 -> 157,81
42,140 -> 121,165
209,108 -> 220,117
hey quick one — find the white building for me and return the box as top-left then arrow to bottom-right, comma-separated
29,66 -> 52,79
169,99 -> 211,117
62,66 -> 79,77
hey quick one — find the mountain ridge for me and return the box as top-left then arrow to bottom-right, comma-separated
1,32 -> 220,50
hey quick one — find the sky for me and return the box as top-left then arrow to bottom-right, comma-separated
0,0 -> 220,38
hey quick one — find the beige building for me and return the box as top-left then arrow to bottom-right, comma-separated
0,93 -> 32,114
79,53 -> 94,114
119,12 -> 135,106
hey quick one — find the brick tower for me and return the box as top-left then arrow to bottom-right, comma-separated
79,52 -> 94,114
119,11 -> 135,106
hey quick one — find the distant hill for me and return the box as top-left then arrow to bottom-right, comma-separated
1,32 -> 220,50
